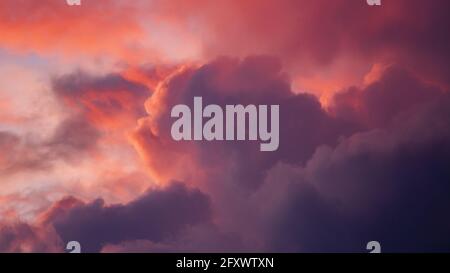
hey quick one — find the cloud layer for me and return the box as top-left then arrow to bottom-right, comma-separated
1,0 -> 450,252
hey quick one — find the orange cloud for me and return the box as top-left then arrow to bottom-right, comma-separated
0,0 -> 144,61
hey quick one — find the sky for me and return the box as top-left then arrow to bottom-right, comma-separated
0,0 -> 450,252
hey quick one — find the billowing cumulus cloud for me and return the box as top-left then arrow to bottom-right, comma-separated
131,56 -> 356,188
259,94 -> 450,252
129,56 -> 359,243
330,65 -> 444,129
130,56 -> 450,252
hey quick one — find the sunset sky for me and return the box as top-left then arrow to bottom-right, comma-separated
1,0 -> 450,252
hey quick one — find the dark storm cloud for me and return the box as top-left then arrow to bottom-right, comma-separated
260,87 -> 450,252
50,183 -> 211,252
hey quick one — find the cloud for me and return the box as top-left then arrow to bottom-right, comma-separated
0,131 -> 52,174
47,115 -> 100,156
3,0 -> 449,89
129,55 -> 359,247
330,65 -> 444,128
130,55 -> 450,252
131,56 -> 356,189
0,0 -> 144,60
255,81 -> 450,252
1,70 -> 151,175
49,183 -> 211,252
52,71 -> 150,129
149,0 -> 450,92
3,54 -> 449,252
0,114 -> 100,175
1,1 -> 450,253
0,222 -> 61,253
102,224 -> 244,253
